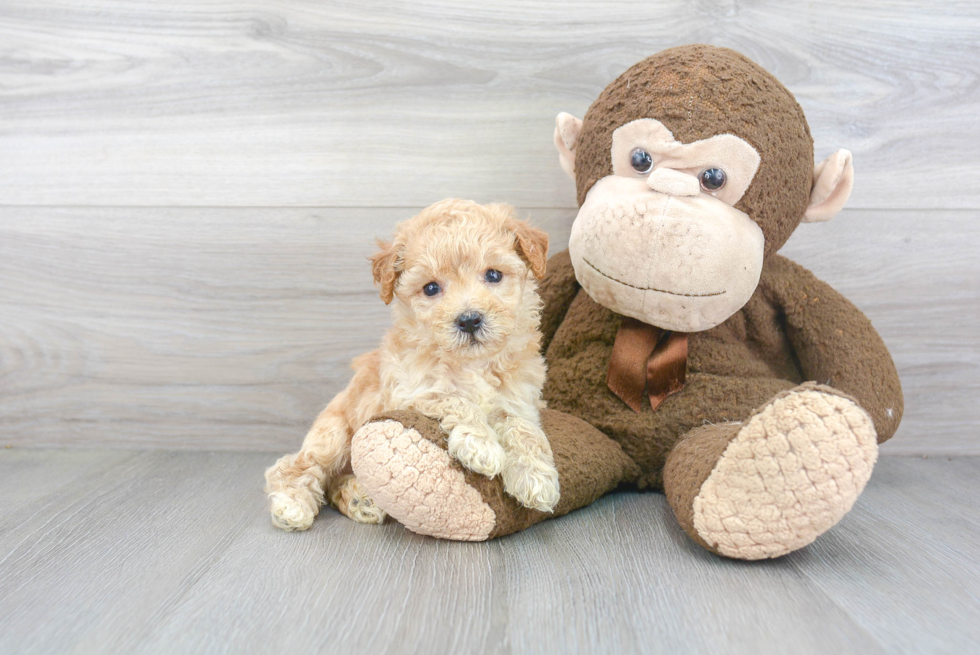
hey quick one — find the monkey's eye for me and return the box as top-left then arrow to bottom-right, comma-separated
630,148 -> 654,175
699,168 -> 727,191
423,282 -> 441,297
485,269 -> 503,284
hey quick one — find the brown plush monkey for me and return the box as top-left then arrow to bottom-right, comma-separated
349,45 -> 903,559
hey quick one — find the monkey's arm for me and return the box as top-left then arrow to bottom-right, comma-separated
538,250 -> 580,352
761,255 -> 903,442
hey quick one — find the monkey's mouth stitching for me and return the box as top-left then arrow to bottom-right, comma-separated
582,258 -> 726,298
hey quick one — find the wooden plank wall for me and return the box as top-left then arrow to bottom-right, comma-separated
1,0 -> 977,454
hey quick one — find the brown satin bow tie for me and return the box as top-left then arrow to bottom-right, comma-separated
606,317 -> 688,413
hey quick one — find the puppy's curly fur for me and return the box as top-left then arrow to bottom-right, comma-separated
265,199 -> 559,531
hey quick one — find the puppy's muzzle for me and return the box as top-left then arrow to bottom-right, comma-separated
455,311 -> 484,335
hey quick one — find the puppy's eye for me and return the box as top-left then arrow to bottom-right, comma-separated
484,269 -> 503,284
630,148 -> 654,175
423,282 -> 440,297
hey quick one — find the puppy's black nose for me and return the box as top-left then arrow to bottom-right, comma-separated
455,311 -> 483,334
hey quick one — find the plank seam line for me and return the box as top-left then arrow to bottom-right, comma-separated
0,205 -> 972,212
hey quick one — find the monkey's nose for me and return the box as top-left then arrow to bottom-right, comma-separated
455,311 -> 484,334
647,168 -> 700,197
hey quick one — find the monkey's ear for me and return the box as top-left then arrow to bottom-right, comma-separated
554,112 -> 583,180
803,149 -> 854,223
370,238 -> 402,304
510,219 -> 549,280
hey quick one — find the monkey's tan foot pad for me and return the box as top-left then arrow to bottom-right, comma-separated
671,384 -> 878,560
329,474 -> 387,525
351,417 -> 497,541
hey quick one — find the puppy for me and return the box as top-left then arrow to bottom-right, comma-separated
264,199 -> 560,531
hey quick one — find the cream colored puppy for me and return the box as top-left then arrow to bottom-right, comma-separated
264,199 -> 559,531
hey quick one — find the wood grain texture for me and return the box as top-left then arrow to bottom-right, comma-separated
792,457 -> 980,653
1,1 -> 977,454
0,448 -> 137,515
1,206 -> 975,453
1,3 -> 975,650
0,451 -> 269,654
0,206 -> 570,451
0,450 -> 976,654
0,0 -> 977,208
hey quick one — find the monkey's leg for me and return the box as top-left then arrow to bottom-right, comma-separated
663,383 -> 878,560
349,409 -> 638,541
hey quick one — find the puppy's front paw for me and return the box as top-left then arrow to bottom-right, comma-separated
448,424 -> 506,478
268,489 -> 318,532
329,474 -> 387,525
502,455 -> 561,513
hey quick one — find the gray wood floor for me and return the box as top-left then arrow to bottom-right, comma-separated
0,449 -> 976,655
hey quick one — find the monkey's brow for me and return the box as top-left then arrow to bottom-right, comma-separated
582,258 -> 726,297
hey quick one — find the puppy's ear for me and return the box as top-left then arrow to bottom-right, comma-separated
510,219 -> 549,280
370,238 -> 402,304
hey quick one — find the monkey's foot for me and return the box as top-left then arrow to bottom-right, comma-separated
351,409 -> 638,541
665,383 -> 878,560
351,416 -> 497,541
328,473 -> 387,524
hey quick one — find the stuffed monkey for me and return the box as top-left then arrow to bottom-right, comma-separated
349,45 -> 903,559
